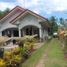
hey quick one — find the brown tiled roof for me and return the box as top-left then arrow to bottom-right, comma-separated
0,6 -> 26,22
10,9 -> 50,27
0,6 -> 50,27
0,13 -> 8,20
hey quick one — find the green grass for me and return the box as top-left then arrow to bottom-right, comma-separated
22,39 -> 67,67
22,41 -> 49,67
45,39 -> 67,67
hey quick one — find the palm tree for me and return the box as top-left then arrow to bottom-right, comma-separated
49,16 -> 58,35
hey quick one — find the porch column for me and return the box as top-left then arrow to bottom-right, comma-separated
39,28 -> 42,42
0,31 -> 2,36
18,28 -> 21,37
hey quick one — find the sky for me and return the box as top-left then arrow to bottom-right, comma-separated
0,0 -> 67,19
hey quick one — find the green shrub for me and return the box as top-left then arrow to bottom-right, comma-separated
0,58 -> 6,67
12,47 -> 20,55
4,49 -> 22,67
12,55 -> 22,63
4,51 -> 12,61
20,47 -> 30,59
1,35 -> 37,67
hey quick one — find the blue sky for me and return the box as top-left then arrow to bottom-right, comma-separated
0,0 -> 16,2
0,0 -> 67,19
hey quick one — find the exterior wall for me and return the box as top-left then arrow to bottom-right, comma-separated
0,13 -> 48,39
0,22 -> 17,32
0,10 -> 22,36
0,9 -> 22,36
0,22 -> 17,36
16,14 -> 43,38
39,26 -> 48,40
43,29 -> 48,39
17,14 -> 41,29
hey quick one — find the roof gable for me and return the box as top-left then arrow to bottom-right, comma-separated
11,9 -> 47,24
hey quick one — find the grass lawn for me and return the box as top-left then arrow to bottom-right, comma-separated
22,41 -> 49,67
22,39 -> 67,67
45,39 -> 67,67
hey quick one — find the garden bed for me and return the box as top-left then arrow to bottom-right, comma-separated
0,35 -> 38,67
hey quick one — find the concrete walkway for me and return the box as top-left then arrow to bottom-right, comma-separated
35,42 -> 51,67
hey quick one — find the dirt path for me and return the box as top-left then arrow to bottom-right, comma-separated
34,42 -> 44,49
35,42 -> 51,67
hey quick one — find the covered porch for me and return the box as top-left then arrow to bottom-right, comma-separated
21,25 -> 39,37
1,25 -> 40,38
2,28 -> 19,37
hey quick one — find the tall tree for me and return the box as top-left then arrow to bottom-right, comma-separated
0,8 -> 10,19
3,8 -> 10,14
59,18 -> 67,28
60,18 -> 65,26
49,16 -> 58,35
0,11 -> 4,19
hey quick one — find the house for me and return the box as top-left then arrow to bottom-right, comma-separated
0,6 -> 50,40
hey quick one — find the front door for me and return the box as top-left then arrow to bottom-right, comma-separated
25,26 -> 32,35
13,30 -> 19,37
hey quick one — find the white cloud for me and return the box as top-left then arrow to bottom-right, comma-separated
0,2 -> 15,11
17,0 -> 39,8
32,8 -> 41,14
17,0 -> 67,14
44,0 -> 67,13
0,0 -> 67,14
17,0 -> 44,14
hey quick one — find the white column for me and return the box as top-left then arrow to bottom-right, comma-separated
19,28 -> 21,37
39,28 -> 43,42
0,31 -> 2,36
39,28 -> 42,38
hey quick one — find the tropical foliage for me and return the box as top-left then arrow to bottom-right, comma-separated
0,8 -> 10,20
48,16 -> 58,35
0,35 -> 37,67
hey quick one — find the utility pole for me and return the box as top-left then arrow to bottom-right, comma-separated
24,0 -> 26,8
